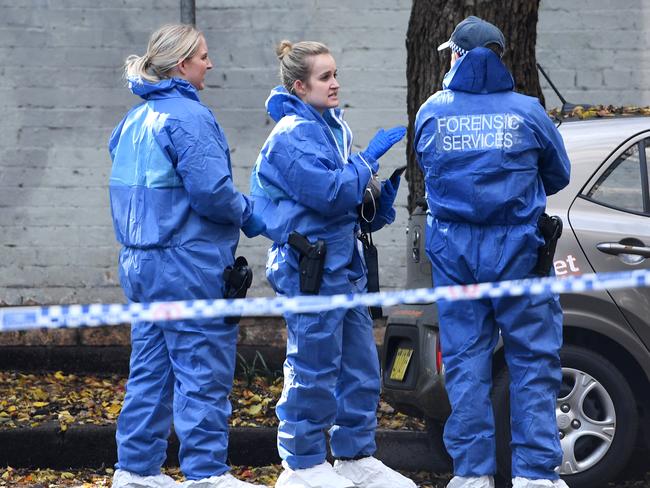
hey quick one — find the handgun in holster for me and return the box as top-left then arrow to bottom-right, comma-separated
534,213 -> 563,277
287,231 -> 326,295
223,256 -> 253,324
359,232 -> 382,319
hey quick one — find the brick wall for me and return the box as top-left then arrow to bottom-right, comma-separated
0,0 -> 647,306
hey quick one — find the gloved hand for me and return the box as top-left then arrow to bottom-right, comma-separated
241,213 -> 266,238
381,174 -> 400,209
362,126 -> 407,161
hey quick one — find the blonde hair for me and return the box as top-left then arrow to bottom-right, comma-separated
276,40 -> 330,93
124,24 -> 203,82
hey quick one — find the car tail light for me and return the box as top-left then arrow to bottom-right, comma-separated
436,337 -> 443,374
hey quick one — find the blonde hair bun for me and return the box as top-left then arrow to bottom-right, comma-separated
276,40 -> 293,60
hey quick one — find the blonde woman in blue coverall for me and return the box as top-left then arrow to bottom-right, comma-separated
108,24 -> 266,488
414,17 -> 571,488
250,41 -> 416,488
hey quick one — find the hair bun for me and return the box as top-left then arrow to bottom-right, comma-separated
276,40 -> 293,60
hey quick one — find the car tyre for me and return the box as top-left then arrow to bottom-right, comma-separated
492,344 -> 638,488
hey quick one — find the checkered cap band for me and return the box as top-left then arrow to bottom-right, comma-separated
449,40 -> 467,57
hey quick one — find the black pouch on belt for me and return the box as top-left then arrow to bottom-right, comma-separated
534,213 -> 563,277
223,256 -> 253,324
287,231 -> 327,295
360,232 -> 382,319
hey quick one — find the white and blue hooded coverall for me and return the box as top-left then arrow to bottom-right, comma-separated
108,77 -> 252,480
414,48 -> 571,480
250,86 -> 396,469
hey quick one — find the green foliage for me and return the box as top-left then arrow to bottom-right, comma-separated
236,350 -> 281,386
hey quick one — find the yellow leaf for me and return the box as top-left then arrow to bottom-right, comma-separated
54,371 -> 66,381
106,403 -> 122,415
7,406 -> 16,413
243,404 -> 263,416
32,388 -> 48,401
32,401 -> 49,407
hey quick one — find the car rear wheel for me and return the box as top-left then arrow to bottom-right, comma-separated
492,345 -> 638,488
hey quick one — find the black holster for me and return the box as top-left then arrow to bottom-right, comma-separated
360,232 -> 382,319
223,256 -> 253,324
534,214 -> 563,276
288,232 -> 326,294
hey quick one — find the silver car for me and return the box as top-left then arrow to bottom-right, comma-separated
381,116 -> 650,488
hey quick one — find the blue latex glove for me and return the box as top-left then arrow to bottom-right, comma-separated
362,126 -> 407,161
241,213 -> 266,238
381,174 -> 400,207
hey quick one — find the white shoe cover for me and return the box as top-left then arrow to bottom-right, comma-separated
111,469 -> 178,488
512,478 -> 569,488
333,456 -> 416,488
182,472 -> 268,487
275,461 -> 355,488
446,475 -> 495,488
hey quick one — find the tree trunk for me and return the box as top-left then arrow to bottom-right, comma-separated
405,0 -> 543,213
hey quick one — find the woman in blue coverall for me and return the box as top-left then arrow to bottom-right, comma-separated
108,24 -> 265,488
250,40 -> 416,488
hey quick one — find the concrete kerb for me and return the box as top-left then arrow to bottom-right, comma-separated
0,423 -> 451,473
0,344 -> 288,376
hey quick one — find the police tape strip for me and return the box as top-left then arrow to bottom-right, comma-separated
1,269 -> 650,332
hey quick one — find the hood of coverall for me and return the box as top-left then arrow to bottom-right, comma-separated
442,47 -> 514,94
128,76 -> 201,102
266,85 -> 348,130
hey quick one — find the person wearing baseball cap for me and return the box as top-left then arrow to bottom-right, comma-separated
414,16 -> 570,488
437,15 -> 506,58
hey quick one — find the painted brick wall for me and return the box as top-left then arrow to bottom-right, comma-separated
0,0 -> 647,305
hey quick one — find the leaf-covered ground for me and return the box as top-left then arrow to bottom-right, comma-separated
4,371 -> 648,486
548,104 -> 650,120
0,371 -> 425,432
2,465 -> 650,488
0,465 -> 454,487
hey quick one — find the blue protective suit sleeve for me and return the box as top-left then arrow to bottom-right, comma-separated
258,123 -> 377,217
413,105 -> 435,174
169,111 -> 253,226
108,106 -> 137,158
533,105 -> 571,196
241,212 -> 266,238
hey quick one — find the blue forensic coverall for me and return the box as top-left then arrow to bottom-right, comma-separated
414,48 -> 571,479
108,77 -> 253,480
250,86 -> 395,469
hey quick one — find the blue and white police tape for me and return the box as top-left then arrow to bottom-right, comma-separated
1,268 -> 650,332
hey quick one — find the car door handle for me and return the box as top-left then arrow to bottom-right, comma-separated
596,242 -> 650,258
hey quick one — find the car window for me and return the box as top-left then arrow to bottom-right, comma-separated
585,144 -> 645,212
